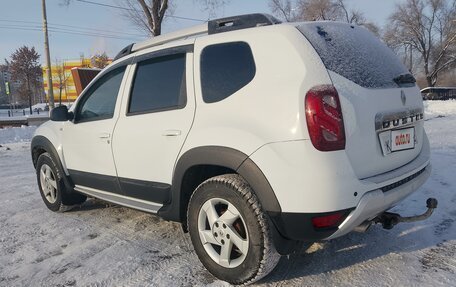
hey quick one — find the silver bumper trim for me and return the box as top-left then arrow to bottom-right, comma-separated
326,164 -> 431,240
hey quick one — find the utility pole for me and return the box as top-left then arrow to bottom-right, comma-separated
42,0 -> 55,109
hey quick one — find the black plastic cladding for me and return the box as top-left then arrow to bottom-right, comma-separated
208,13 -> 281,34
113,13 -> 281,60
114,43 -> 134,61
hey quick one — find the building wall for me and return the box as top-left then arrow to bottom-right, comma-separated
0,71 -> 7,102
0,69 -> 22,105
42,58 -> 111,103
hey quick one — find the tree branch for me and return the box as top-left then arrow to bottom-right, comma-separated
137,0 -> 155,35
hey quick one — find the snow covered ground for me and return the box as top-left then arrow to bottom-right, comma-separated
0,126 -> 37,144
0,101 -> 455,286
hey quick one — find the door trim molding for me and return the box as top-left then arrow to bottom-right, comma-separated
74,185 -> 162,214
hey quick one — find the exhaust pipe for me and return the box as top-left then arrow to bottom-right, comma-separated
373,198 -> 438,230
353,221 -> 373,233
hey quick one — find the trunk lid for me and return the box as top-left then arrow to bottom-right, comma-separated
330,72 -> 424,179
297,22 -> 425,179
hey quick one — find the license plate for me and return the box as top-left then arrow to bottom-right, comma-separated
379,127 -> 415,155
391,128 -> 415,151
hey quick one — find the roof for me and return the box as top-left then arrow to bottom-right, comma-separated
114,13 -> 281,61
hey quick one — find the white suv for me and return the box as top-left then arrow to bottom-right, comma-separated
31,14 -> 433,284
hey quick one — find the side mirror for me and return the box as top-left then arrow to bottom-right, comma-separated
50,105 -> 74,121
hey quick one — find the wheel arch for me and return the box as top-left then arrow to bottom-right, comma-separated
32,136 -> 57,167
158,146 -> 282,223
31,135 -> 74,191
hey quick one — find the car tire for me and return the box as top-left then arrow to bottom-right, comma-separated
36,152 -> 86,212
187,174 -> 280,285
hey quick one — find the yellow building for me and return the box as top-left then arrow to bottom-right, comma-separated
42,57 -> 111,103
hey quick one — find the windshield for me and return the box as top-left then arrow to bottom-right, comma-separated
297,22 -> 411,89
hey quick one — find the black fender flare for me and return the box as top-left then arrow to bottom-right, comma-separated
158,146 -> 282,222
31,136 -> 74,191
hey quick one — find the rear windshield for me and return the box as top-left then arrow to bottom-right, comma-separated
297,22 -> 410,89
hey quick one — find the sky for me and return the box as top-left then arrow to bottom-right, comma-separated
0,0 -> 399,64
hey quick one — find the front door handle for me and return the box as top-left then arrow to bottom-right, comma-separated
99,132 -> 111,139
162,130 -> 181,136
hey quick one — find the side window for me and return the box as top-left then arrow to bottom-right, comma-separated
128,54 -> 186,115
200,42 -> 256,103
76,66 -> 126,122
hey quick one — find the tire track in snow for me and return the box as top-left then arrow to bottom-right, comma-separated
55,205 -> 209,286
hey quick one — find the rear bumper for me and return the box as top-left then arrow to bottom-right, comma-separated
268,163 -> 431,243
249,133 -> 431,215
250,133 -> 431,245
268,208 -> 353,242
327,164 -> 431,240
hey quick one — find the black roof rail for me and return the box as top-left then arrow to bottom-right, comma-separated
208,13 -> 281,35
114,43 -> 134,61
113,13 -> 281,61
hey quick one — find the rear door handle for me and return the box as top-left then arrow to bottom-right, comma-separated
99,132 -> 111,139
162,130 -> 181,136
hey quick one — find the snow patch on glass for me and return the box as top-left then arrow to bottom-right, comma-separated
297,22 -> 410,89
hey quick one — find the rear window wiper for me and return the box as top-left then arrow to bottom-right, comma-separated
393,73 -> 416,85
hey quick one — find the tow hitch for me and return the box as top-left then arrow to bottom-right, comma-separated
373,198 -> 438,230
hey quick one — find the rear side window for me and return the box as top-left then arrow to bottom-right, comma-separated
200,42 -> 256,103
297,23 -> 410,89
128,54 -> 186,115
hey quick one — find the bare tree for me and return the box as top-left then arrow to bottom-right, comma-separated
122,0 -> 169,36
197,0 -> 231,19
268,0 -> 296,22
384,0 -> 456,87
120,0 -> 229,36
61,0 -> 170,37
298,0 -> 343,21
54,59 -> 69,105
63,0 -> 229,37
9,46 -> 42,114
335,0 -> 364,24
270,0 -> 343,21
269,0 -> 379,35
79,53 -> 90,68
91,52 -> 110,69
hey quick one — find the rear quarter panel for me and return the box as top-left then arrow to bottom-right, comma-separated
181,24 -> 331,157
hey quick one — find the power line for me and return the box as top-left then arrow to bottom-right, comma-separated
0,23 -> 139,40
49,23 -> 144,37
0,1 -> 208,45
75,0 -> 206,22
0,25 -> 142,41
0,22 -> 128,36
0,26 -> 42,32
0,19 -> 39,24
0,19 -> 145,37
48,28 -> 140,40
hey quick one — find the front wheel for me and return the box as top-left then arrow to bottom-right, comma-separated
187,174 -> 280,285
36,152 -> 86,211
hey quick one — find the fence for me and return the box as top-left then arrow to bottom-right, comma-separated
0,109 -> 49,118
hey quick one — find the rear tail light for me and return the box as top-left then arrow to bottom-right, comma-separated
311,211 -> 348,229
305,85 -> 345,151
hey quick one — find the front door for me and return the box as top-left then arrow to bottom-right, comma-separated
62,65 -> 128,194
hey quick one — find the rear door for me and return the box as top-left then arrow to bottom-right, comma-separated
112,48 -> 195,204
298,23 -> 425,179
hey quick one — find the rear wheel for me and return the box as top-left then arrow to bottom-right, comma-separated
187,174 -> 280,285
36,152 -> 86,211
